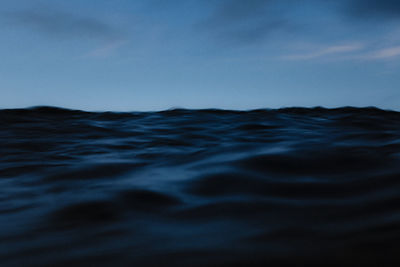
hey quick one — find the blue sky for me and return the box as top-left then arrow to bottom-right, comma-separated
1,0 -> 400,111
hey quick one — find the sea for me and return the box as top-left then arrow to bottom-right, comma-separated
1,106 -> 400,266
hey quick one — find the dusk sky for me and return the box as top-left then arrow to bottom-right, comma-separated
1,0 -> 400,111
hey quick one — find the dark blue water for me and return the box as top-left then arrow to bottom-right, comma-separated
1,106 -> 400,266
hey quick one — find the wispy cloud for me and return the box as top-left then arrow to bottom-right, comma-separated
283,44 -> 364,60
145,0 -> 400,48
83,40 -> 128,59
198,0 -> 291,45
2,8 -> 121,41
348,0 -> 400,18
283,41 -> 400,62
362,46 -> 400,59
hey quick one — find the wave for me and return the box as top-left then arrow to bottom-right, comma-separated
0,106 -> 400,266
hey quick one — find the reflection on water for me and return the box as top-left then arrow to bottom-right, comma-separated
1,106 -> 400,266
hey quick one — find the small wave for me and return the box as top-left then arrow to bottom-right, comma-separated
0,106 -> 400,266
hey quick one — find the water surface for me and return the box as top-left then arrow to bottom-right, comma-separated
1,106 -> 400,266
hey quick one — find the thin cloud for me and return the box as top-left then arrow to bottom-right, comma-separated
283,44 -> 364,60
348,0 -> 400,18
283,42 -> 400,61
208,0 -> 272,23
146,0 -> 400,47
198,0 -> 291,45
2,9 -> 121,41
363,46 -> 400,59
83,40 -> 129,59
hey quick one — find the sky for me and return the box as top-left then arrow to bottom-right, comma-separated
1,0 -> 400,111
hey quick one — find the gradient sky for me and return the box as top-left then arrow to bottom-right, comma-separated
1,0 -> 400,111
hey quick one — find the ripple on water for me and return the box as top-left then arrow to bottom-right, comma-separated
0,106 -> 400,266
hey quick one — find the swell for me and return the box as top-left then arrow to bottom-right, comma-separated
0,106 -> 400,266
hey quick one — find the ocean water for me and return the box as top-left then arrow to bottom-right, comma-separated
1,106 -> 400,266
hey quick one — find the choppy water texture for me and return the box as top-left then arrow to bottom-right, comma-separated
1,106 -> 400,266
